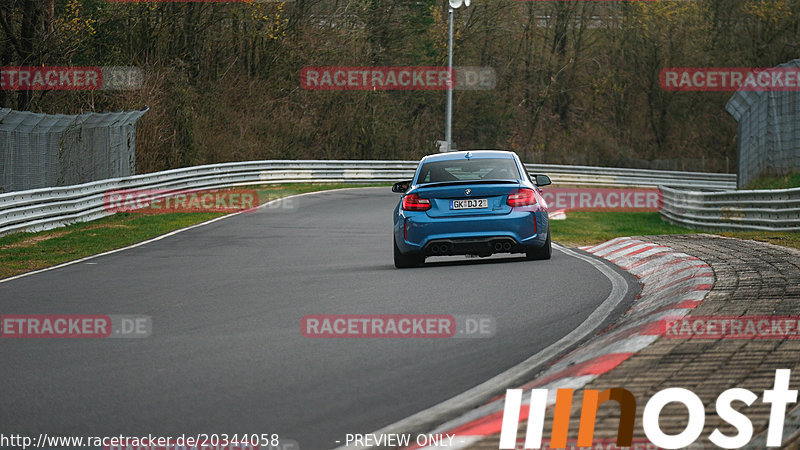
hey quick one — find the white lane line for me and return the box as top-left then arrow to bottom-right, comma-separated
0,187 -> 378,285
425,375 -> 597,437
333,243 -> 631,450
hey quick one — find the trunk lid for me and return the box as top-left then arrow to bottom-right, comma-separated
414,181 -> 520,218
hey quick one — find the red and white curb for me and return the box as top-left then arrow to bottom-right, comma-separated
405,237 -> 713,449
548,209 -> 567,221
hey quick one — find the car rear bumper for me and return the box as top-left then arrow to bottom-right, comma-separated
394,210 -> 549,255
422,236 -> 525,256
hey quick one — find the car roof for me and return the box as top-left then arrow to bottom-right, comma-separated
420,150 -> 517,163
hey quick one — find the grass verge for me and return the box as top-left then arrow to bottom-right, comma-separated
744,172 -> 800,190
0,183 -> 387,280
551,211 -> 800,251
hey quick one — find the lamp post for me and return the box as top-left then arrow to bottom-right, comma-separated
445,0 -> 469,152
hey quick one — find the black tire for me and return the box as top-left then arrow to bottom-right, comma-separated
526,228 -> 552,261
394,239 -> 424,268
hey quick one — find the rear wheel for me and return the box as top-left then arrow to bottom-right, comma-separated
394,239 -> 424,268
526,229 -> 551,261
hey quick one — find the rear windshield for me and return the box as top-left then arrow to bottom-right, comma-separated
417,158 -> 521,184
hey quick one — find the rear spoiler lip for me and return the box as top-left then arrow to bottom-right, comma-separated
414,179 -> 521,189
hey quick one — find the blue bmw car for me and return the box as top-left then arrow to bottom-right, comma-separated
392,150 -> 552,268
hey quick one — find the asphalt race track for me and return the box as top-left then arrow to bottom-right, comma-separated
0,187 -> 636,449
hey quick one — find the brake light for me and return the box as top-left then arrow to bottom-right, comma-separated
507,188 -> 537,207
402,193 -> 432,211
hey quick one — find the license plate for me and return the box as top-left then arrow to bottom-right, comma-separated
450,198 -> 488,210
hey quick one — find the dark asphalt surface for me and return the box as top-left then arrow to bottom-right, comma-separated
0,188 -> 629,449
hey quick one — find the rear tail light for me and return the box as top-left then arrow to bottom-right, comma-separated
402,193 -> 432,211
507,188 -> 537,207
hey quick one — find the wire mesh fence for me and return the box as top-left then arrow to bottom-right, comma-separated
727,59 -> 800,188
0,108 -> 147,193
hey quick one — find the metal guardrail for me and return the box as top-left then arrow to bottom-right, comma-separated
527,163 -> 736,191
660,186 -> 800,231
0,160 -> 736,236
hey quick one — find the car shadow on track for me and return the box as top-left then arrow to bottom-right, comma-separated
414,255 -> 538,268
